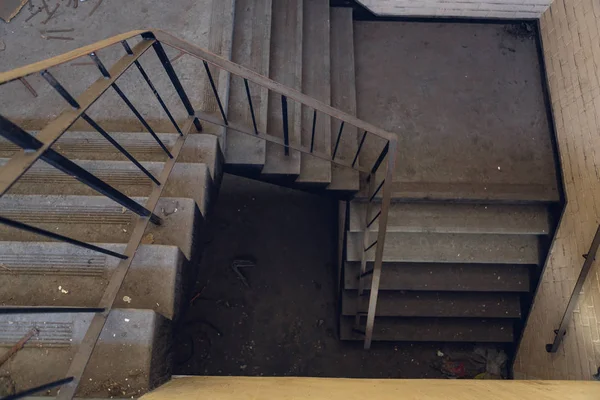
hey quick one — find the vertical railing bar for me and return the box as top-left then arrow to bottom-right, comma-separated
121,40 -> 183,135
143,34 -> 203,132
3,377 -> 75,400
352,131 -> 368,167
281,95 -> 290,156
0,115 -> 162,225
40,70 -> 80,108
89,52 -> 110,78
203,61 -> 228,125
310,109 -> 317,153
332,121 -> 344,160
244,79 -> 259,135
368,179 -> 385,203
366,210 -> 382,229
371,142 -> 389,175
364,139 -> 398,349
109,83 -> 174,158
87,51 -> 173,158
0,216 -> 127,259
80,114 -> 161,185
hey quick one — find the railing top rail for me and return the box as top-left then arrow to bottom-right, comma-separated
0,29 -> 397,143
0,30 -> 146,84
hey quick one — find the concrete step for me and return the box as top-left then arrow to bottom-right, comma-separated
0,242 -> 186,320
328,7 -> 360,192
342,290 -> 521,318
4,159 -> 214,218
262,0 -> 303,177
340,316 -> 514,342
0,309 -> 170,398
225,0 -> 272,172
344,262 -> 530,292
359,181 -> 561,203
295,0 -> 332,186
349,202 -> 551,234
0,195 -> 199,260
347,231 -> 540,264
0,132 -> 222,184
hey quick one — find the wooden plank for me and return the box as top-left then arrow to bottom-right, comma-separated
0,0 -> 27,22
141,376 -> 600,400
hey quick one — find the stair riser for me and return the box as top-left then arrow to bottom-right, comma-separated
342,291 -> 521,318
347,232 -> 541,264
5,161 -> 213,218
0,196 -> 200,261
0,243 -> 186,320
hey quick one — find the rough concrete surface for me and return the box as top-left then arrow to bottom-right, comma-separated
0,0 -> 213,132
173,174 -> 484,378
354,22 -> 559,198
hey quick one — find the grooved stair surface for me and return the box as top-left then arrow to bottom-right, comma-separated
344,262 -> 531,292
0,195 -> 199,260
342,290 -> 522,318
347,231 -> 541,264
328,7 -> 360,191
0,309 -> 170,398
0,132 -> 221,181
0,242 -> 186,319
349,202 -> 550,234
225,0 -> 272,168
340,316 -> 514,342
4,159 -> 213,218
296,0 -> 332,185
262,0 -> 303,176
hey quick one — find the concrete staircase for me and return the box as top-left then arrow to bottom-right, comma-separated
0,132 -> 222,396
224,0 -> 361,192
0,0 -> 562,396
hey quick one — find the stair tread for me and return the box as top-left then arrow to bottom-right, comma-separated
0,194 -> 199,260
349,202 -> 550,234
262,0 -> 303,176
342,290 -> 521,318
347,231 -> 540,264
0,131 -> 220,181
344,262 -> 531,292
296,0 -> 332,186
328,7 -> 360,192
0,241 -> 185,319
225,0 -> 272,169
0,309 -> 170,397
340,316 -> 514,342
5,159 -> 213,218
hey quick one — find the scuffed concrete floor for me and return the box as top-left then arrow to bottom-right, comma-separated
0,0 -> 213,132
173,174 -> 479,378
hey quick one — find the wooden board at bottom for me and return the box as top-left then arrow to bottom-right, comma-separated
142,376 -> 598,400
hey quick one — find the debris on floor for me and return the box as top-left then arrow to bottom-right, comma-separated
432,345 -> 508,379
0,0 -> 28,22
231,257 -> 256,288
0,327 -> 39,367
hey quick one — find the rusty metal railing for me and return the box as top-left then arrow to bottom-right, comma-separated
0,29 -> 397,397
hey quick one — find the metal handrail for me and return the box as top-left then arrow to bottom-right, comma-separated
0,29 -> 399,396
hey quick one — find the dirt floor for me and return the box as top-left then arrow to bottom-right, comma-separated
173,174 -> 497,379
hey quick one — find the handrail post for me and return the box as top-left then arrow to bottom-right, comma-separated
363,139 -> 397,349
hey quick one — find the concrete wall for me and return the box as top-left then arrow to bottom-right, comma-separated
513,0 -> 600,380
357,0 -> 552,18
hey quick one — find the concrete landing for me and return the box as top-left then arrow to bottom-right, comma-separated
354,21 -> 559,201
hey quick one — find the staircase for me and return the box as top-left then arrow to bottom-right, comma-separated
0,1 -> 561,398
